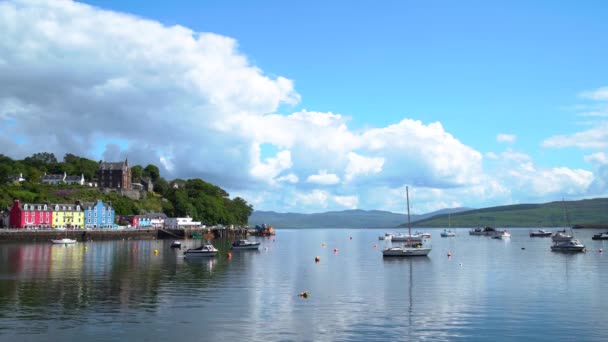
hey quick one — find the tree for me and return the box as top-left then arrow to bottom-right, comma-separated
153,177 -> 169,196
131,165 -> 143,181
143,164 -> 160,181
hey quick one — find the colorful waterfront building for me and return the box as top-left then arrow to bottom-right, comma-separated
9,200 -> 53,229
81,200 -> 115,229
51,203 -> 84,229
119,215 -> 139,228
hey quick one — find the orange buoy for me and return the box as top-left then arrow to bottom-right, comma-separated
227,252 -> 232,259
315,256 -> 320,263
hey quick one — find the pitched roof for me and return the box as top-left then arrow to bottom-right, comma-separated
99,161 -> 127,171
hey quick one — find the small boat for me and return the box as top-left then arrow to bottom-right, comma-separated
529,229 -> 553,237
391,234 -> 424,243
592,232 -> 608,240
51,238 -> 77,244
552,232 -> 573,242
551,239 -> 585,252
184,244 -> 218,257
440,229 -> 456,237
469,226 -> 497,236
378,233 -> 394,240
415,231 -> 432,239
170,241 -> 182,248
492,230 -> 511,239
383,186 -> 431,257
231,239 -> 261,250
383,245 -> 431,257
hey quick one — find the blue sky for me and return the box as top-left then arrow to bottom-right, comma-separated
1,0 -> 607,214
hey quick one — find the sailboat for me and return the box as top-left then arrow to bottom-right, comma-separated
440,212 -> 456,237
383,187 -> 431,257
51,229 -> 77,244
551,199 -> 585,252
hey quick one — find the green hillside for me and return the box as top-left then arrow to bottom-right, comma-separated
410,198 -> 608,228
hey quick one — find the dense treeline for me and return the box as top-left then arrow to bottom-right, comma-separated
0,152 -> 253,226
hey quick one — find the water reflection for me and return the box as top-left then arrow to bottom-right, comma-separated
1,229 -> 608,341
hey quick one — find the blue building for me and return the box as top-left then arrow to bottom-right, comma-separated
81,200 -> 115,229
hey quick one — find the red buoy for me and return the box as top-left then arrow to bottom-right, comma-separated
315,256 -> 320,263
447,252 -> 452,257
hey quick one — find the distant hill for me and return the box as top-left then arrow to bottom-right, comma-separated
249,207 -> 472,229
411,198 -> 608,228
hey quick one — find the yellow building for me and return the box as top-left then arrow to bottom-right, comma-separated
51,203 -> 84,229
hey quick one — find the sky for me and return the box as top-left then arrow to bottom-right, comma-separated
1,0 -> 608,214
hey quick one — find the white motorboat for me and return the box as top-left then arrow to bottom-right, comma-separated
414,231 -> 432,239
184,244 -> 218,257
551,239 -> 585,252
469,227 -> 497,236
231,239 -> 261,250
378,233 -> 394,240
529,229 -> 553,237
440,229 -> 456,237
170,241 -> 182,248
383,186 -> 431,257
592,232 -> 608,240
51,238 -> 76,244
552,232 -> 573,242
492,230 -> 511,239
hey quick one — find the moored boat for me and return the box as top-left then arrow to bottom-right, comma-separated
440,229 -> 456,237
592,232 -> 608,240
378,233 -> 394,240
184,244 -> 218,257
415,231 -> 432,239
231,239 -> 261,250
529,229 -> 553,237
170,241 -> 182,248
383,186 -> 431,257
469,226 -> 497,236
552,231 -> 573,242
492,230 -> 511,239
551,239 -> 585,252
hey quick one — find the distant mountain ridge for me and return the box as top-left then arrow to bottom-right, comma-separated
249,207 -> 472,229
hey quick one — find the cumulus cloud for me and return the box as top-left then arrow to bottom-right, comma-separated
306,170 -> 340,185
497,133 -> 516,143
542,122 -> 608,149
1,0 -> 600,213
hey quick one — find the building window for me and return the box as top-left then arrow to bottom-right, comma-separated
88,218 -> 91,223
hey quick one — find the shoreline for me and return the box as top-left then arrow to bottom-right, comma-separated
0,227 -> 250,242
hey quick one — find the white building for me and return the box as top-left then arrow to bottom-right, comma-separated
164,217 -> 202,229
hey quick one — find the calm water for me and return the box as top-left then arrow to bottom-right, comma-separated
1,228 -> 608,341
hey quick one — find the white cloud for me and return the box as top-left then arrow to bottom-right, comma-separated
497,133 -> 516,143
1,0 -> 602,214
584,152 -> 608,165
276,173 -> 299,184
306,170 -> 340,185
579,86 -> 608,101
333,195 -> 358,209
542,122 -> 608,149
344,152 -> 384,181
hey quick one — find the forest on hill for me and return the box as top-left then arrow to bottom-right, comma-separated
0,152 -> 253,225
410,198 -> 608,228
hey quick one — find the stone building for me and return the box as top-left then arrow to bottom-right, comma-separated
98,158 -> 131,190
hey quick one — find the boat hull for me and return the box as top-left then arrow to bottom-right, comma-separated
184,251 -> 217,257
382,247 -> 431,257
551,246 -> 585,252
391,235 -> 423,242
231,244 -> 260,250
530,233 -> 552,237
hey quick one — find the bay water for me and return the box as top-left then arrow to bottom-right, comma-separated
1,228 -> 608,341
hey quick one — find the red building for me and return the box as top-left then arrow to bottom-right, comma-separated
9,200 -> 53,229
120,215 -> 139,228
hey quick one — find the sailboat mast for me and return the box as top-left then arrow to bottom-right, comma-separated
406,186 -> 411,236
